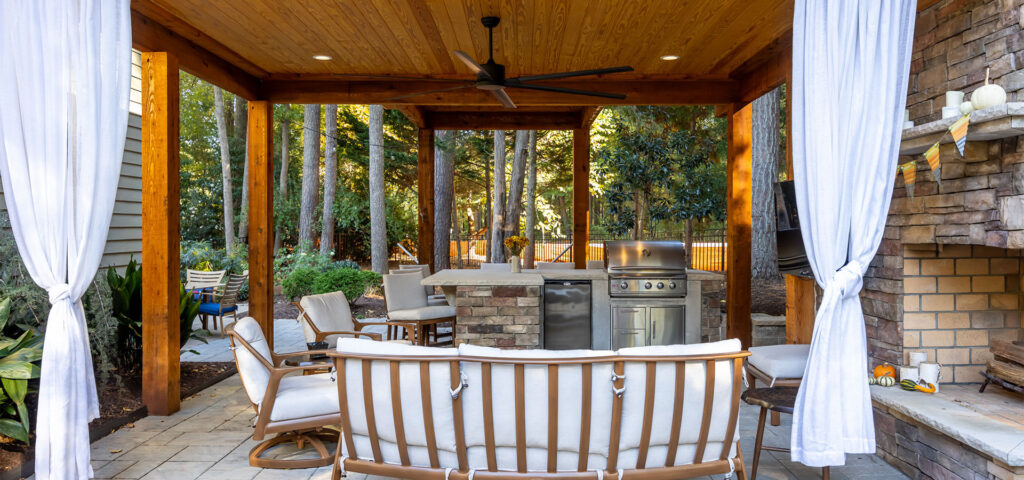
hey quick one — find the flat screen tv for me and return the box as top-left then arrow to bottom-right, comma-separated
774,180 -> 814,278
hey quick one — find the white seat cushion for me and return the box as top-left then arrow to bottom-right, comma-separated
267,372 -> 339,422
748,344 -> 809,380
389,305 -> 456,321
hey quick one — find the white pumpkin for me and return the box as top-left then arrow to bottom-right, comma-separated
959,101 -> 974,115
971,67 -> 1007,110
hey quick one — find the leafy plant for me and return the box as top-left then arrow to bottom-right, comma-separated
0,298 -> 43,443
282,267 -> 320,300
179,284 -> 206,353
311,268 -> 382,304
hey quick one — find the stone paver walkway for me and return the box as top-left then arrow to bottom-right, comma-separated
74,319 -> 908,480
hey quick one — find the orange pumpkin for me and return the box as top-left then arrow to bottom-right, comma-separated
873,364 -> 896,379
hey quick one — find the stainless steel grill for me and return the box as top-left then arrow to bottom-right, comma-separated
605,240 -> 687,298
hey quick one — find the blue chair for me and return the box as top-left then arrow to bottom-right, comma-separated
198,273 -> 246,333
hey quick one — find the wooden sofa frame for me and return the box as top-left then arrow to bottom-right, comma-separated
327,350 -> 751,480
293,301 -> 393,343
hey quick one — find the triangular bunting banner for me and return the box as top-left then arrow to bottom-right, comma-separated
950,113 -> 970,157
924,142 -> 941,187
899,161 -> 917,198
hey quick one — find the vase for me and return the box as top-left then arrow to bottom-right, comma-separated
510,255 -> 521,273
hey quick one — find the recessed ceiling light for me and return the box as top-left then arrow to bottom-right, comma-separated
660,55 -> 679,61
313,54 -> 332,61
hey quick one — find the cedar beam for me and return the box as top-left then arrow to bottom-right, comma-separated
423,110 -> 586,130
261,79 -> 739,106
733,32 -> 792,104
726,103 -> 753,349
248,101 -> 275,347
390,105 -> 427,129
141,52 -> 181,416
131,10 -> 261,100
418,129 -> 436,271
572,129 -> 591,270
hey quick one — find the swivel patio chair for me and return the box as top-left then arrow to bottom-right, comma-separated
382,272 -> 456,346
198,273 -> 246,333
226,317 -> 341,469
296,290 -> 414,348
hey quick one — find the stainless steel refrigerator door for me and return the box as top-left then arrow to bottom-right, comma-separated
649,305 -> 685,345
543,281 -> 592,350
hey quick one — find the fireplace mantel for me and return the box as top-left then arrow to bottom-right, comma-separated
901,103 -> 1024,155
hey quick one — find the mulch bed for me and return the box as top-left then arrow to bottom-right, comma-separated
273,293 -> 387,320
0,361 -> 236,480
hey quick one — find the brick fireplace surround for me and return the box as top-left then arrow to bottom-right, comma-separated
862,1 -> 1024,478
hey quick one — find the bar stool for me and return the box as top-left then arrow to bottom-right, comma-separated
741,387 -> 830,480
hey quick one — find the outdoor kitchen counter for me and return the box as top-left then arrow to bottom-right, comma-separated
422,268 -> 723,349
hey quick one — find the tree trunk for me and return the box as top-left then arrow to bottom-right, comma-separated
298,104 -> 321,251
490,130 -> 507,262
504,130 -> 529,238
433,130 -> 454,271
234,96 -> 249,244
454,192 -> 463,268
274,116 -> 290,251
320,105 -> 338,255
213,87 -> 236,251
369,105 -> 388,274
523,131 -> 538,268
233,96 -> 246,140
685,219 -> 694,268
484,165 -> 492,261
752,87 -> 781,280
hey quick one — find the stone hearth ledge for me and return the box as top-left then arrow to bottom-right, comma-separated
900,102 -> 1024,155
871,385 -> 1024,467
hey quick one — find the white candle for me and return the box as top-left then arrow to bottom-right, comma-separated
904,109 -> 910,122
946,90 -> 964,107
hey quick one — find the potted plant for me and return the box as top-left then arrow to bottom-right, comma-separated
504,236 -> 530,273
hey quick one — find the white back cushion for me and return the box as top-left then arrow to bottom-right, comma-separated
336,338 -> 459,462
299,291 -> 356,343
232,317 -> 273,406
617,339 -> 742,467
384,273 -> 428,311
396,265 -> 434,296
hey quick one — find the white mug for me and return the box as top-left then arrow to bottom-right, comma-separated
908,351 -> 927,367
919,362 -> 942,392
899,366 -> 919,383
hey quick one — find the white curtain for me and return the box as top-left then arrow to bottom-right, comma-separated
790,1 -> 915,467
0,1 -> 131,478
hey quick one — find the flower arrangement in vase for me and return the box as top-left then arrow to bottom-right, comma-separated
504,236 -> 530,273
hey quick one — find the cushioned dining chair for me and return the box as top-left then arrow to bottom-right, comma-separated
226,317 -> 340,468
184,269 -> 226,290
382,273 -> 456,346
391,266 -> 447,306
198,273 -> 246,332
297,290 -> 413,348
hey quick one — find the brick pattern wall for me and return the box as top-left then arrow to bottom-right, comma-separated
873,403 -> 1016,480
909,0 -> 1024,125
454,286 -> 541,348
864,227 -> 906,368
901,244 -> 1022,383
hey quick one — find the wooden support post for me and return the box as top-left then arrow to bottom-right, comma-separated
248,101 -> 274,348
726,103 -> 753,349
783,74 -> 817,344
418,128 -> 435,271
141,52 -> 180,416
572,128 -> 590,270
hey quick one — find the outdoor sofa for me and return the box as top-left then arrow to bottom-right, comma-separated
327,338 -> 750,480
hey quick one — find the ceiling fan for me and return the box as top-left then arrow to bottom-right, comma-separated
334,16 -> 633,108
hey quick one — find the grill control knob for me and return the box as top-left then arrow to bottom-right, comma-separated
619,281 -> 628,289
644,281 -> 652,289
657,282 -> 665,289
669,282 -> 677,289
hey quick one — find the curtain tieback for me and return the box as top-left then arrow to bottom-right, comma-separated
47,283 -> 73,304
824,260 -> 864,301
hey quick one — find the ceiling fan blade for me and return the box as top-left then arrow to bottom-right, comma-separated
505,82 -> 626,99
385,84 -> 474,101
332,73 -> 466,82
491,88 -> 516,108
453,50 -> 492,80
510,66 -> 634,83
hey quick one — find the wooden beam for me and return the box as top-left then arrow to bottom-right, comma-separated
131,10 -> 261,100
726,102 -> 753,349
390,105 -> 427,129
418,129 -> 436,271
248,101 -> 275,348
422,110 -> 585,130
572,129 -> 591,270
261,79 -> 740,106
733,32 -> 792,104
141,52 -> 181,416
785,275 -> 816,344
579,107 -> 603,129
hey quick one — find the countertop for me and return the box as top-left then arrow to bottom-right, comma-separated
422,268 -> 723,286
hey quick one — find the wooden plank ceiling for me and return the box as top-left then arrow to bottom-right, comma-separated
131,0 -> 795,127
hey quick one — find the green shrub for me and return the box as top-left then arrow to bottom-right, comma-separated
274,250 -> 336,283
282,267 -> 320,300
311,268 -> 381,303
